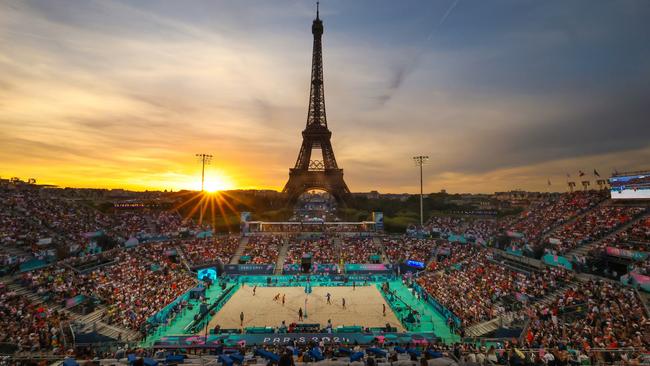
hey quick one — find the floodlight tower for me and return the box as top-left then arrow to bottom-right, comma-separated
195,153 -> 213,191
413,155 -> 429,227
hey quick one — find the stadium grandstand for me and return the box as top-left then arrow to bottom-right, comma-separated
1,180 -> 649,365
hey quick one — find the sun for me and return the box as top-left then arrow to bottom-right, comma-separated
202,174 -> 235,193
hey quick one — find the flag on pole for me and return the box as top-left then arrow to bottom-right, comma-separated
593,169 -> 600,177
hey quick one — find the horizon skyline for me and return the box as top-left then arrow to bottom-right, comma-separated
0,173 -> 615,196
1,0 -> 649,194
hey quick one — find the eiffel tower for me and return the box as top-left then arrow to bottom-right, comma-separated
283,3 -> 351,206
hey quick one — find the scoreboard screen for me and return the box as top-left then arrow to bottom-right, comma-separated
610,173 -> 650,200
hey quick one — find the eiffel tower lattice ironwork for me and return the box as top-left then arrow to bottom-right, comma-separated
283,3 -> 351,206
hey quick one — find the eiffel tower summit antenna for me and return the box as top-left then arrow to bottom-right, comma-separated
282,2 -> 351,206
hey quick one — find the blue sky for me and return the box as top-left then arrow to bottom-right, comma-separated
0,0 -> 649,193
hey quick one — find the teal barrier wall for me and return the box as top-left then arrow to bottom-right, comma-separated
19,258 -> 53,272
147,286 -> 194,325
506,247 -> 523,256
412,283 -> 461,328
542,253 -> 573,270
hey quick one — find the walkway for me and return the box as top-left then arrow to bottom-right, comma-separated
140,283 -> 229,348
385,279 -> 459,343
230,236 -> 249,264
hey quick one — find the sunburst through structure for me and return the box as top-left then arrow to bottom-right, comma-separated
172,190 -> 243,230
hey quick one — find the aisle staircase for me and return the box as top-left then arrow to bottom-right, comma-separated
229,236 -> 249,264
1,278 -> 141,342
174,245 -> 193,272
274,237 -> 291,275
373,237 -> 388,263
494,249 -> 546,270
464,273 -> 579,337
540,199 -> 608,243
464,311 -> 517,337
566,212 -> 649,258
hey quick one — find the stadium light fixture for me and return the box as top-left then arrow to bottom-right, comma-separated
195,153 -> 213,192
413,155 -> 429,227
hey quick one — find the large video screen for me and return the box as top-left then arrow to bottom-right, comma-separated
609,173 -> 650,200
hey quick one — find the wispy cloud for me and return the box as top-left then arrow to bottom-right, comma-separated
0,0 -> 648,193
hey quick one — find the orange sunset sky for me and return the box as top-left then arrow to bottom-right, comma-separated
1,1 -> 649,193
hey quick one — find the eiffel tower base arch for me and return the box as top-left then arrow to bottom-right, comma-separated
283,169 -> 351,207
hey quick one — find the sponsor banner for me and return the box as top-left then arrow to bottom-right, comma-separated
65,295 -> 87,308
405,260 -> 425,269
345,263 -> 393,274
283,264 -> 340,275
154,332 -> 437,348
621,272 -> 650,292
506,231 -> 524,239
223,264 -> 274,275
606,247 -> 648,261
542,254 -> 573,270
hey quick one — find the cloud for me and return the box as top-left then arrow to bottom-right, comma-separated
0,0 -> 649,193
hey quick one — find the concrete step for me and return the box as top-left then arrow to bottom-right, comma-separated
465,312 -> 516,337
230,236 -> 249,264
566,212 -> 649,258
493,249 -> 545,270
78,308 -> 105,324
374,236 -> 389,263
92,321 -> 141,342
541,199 -> 608,243
274,238 -> 291,275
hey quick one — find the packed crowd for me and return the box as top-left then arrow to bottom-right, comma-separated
108,210 -> 195,241
523,280 -> 649,358
383,237 -> 437,263
0,188 -> 206,268
0,282 -> 70,353
339,237 -> 382,263
0,191 -> 53,248
503,191 -> 606,243
181,236 -> 241,266
426,217 -> 497,244
243,235 -> 283,264
256,224 -> 371,233
429,243 -> 483,271
548,206 -> 646,254
62,333 -> 650,365
285,238 -> 337,264
417,250 -> 572,327
19,242 -> 196,331
585,214 -> 650,276
592,215 -> 650,253
97,243 -> 195,330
